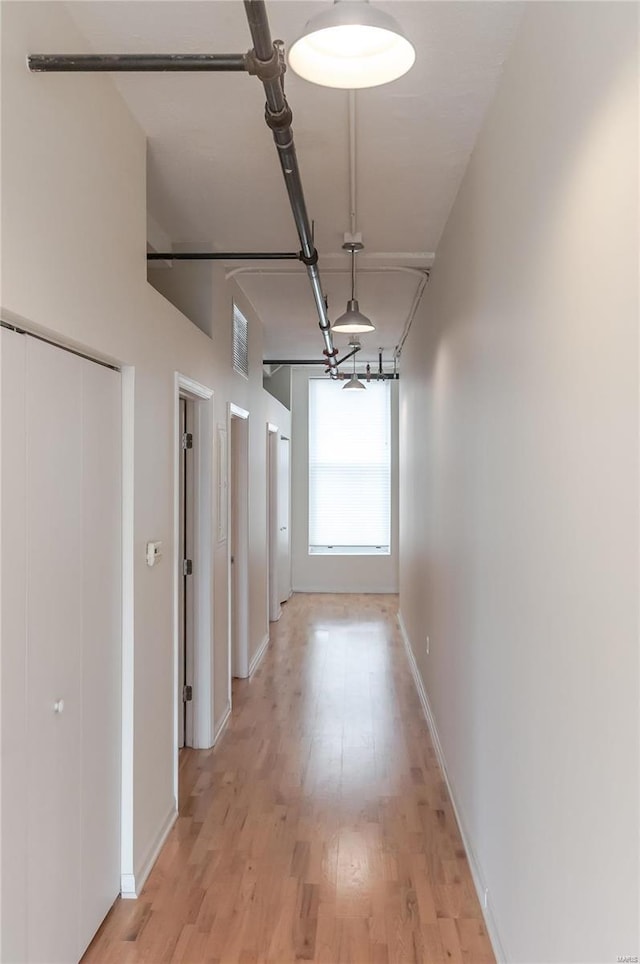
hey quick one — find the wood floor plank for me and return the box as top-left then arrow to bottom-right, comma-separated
83,594 -> 494,964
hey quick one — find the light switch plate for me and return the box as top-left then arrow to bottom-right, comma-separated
146,541 -> 162,567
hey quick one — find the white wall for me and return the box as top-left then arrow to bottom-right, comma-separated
265,390 -> 291,438
0,0 -> 289,907
264,364 -> 292,410
291,366 -> 399,593
149,261 -> 215,338
399,4 -> 639,962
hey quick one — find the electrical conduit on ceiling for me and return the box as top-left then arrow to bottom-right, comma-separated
345,87 -> 429,363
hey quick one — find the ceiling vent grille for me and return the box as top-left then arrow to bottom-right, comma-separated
232,304 -> 249,379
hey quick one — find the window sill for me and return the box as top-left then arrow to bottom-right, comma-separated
308,546 -> 390,556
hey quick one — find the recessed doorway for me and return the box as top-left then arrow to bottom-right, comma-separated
178,396 -> 194,749
267,423 -> 280,623
229,404 -> 250,681
278,434 -> 292,606
172,374 -> 215,807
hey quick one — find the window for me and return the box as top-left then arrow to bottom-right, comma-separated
232,304 -> 249,378
308,378 -> 391,555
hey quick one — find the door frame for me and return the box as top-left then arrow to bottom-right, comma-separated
178,396 -> 195,751
121,366 -> 135,897
228,403 -> 250,685
267,423 -> 281,623
173,374 -> 215,799
278,433 -> 292,605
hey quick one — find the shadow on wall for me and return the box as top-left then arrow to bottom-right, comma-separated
263,365 -> 291,410
147,258 -> 215,339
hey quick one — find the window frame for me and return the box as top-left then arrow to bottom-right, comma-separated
307,376 -> 392,557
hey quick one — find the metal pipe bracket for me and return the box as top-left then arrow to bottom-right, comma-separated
265,103 -> 294,133
245,40 -> 285,82
299,248 -> 319,267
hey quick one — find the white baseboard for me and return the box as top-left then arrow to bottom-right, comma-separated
397,612 -> 507,964
292,585 -> 399,594
120,805 -> 178,899
249,632 -> 270,677
213,702 -> 232,745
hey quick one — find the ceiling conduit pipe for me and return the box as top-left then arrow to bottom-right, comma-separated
147,251 -> 301,261
28,53 -> 249,72
265,345 -> 361,369
344,372 -> 398,381
395,271 -> 429,359
243,0 -> 338,373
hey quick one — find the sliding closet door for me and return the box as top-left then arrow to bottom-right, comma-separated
0,328 -> 28,962
26,337 -> 83,964
1,331 -> 122,963
80,358 -> 122,953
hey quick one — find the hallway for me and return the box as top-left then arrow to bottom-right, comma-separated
84,595 -> 492,964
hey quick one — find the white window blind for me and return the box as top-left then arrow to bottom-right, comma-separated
308,378 -> 391,554
232,304 -> 249,378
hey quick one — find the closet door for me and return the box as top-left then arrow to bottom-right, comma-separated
79,358 -> 121,954
26,337 -> 83,964
0,328 -> 28,962
1,333 -> 121,963
277,436 -> 291,604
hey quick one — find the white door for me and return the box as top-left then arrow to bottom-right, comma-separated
0,328 -> 29,963
26,337 -> 83,964
79,356 -> 122,954
277,436 -> 291,605
0,330 -> 121,963
229,412 -> 249,679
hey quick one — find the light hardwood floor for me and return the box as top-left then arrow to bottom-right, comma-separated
84,593 -> 494,964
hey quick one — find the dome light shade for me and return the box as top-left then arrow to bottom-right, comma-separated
288,1 -> 416,90
343,373 -> 366,390
332,298 -> 375,333
342,333 -> 366,388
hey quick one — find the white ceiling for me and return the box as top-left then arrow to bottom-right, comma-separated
66,0 -> 522,361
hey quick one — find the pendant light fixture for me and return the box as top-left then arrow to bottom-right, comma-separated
333,241 -> 375,334
343,338 -> 366,390
288,0 -> 416,90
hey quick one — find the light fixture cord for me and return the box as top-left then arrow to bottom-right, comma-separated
351,248 -> 356,300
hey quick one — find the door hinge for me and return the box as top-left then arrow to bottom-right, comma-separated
182,432 -> 193,450
183,558 -> 193,576
182,684 -> 193,702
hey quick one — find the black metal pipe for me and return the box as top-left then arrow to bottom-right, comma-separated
264,360 -> 327,366
263,367 -> 400,379
28,53 -> 248,72
345,372 -> 399,380
336,346 -> 360,366
244,3 -> 275,62
147,251 -> 301,261
243,0 -> 338,372
264,346 -> 360,368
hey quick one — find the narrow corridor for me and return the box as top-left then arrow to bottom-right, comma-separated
85,595 -> 492,963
